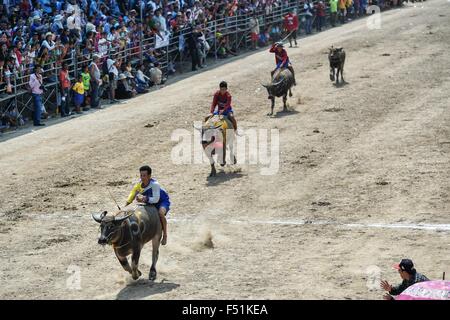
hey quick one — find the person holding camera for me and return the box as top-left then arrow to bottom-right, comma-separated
28,64 -> 45,126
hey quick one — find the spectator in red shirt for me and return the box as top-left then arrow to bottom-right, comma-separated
59,62 -> 71,117
19,0 -> 31,17
315,1 -> 326,32
283,8 -> 299,48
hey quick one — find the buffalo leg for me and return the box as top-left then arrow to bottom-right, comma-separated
131,248 -> 142,280
287,66 -> 297,86
115,250 -> 132,274
149,236 -> 160,281
203,143 -> 216,177
283,94 -> 288,111
225,130 -> 237,165
267,97 -> 275,116
330,67 -> 335,82
341,65 -> 345,83
336,67 -> 340,84
289,88 -> 293,97
219,141 -> 226,167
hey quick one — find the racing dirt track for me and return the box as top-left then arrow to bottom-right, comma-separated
0,0 -> 449,299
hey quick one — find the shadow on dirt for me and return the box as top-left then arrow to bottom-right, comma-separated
206,171 -> 245,186
272,108 -> 300,118
332,81 -> 350,88
116,279 -> 180,300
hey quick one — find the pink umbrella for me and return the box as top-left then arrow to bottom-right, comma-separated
396,281 -> 450,300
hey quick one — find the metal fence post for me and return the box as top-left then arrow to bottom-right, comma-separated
74,46 -> 78,79
140,6 -> 144,64
55,63 -> 59,115
166,41 -> 169,76
235,14 -> 238,54
214,21 -> 217,61
13,72 -> 17,117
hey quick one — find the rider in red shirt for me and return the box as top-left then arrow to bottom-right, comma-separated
206,81 -> 237,131
269,42 -> 296,86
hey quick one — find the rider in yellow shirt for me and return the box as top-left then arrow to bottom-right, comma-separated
125,165 -> 170,245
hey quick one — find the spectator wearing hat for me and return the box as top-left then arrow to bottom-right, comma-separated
51,15 -> 64,34
30,16 -> 45,35
42,32 -> 56,52
380,259 -> 430,300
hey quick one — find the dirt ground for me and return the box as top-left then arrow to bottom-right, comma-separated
0,1 -> 449,299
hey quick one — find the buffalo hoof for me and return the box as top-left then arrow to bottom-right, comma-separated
132,269 -> 142,280
220,162 -> 226,167
209,169 -> 216,177
330,74 -> 335,81
233,156 -> 237,165
149,270 -> 157,281
267,112 -> 273,116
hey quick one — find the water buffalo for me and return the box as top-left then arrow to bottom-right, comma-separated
92,205 -> 162,281
329,46 -> 346,84
262,68 -> 295,116
194,115 -> 236,177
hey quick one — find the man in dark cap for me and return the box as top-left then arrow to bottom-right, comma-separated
380,259 -> 430,300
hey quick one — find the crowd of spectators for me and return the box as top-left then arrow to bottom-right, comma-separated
0,0 -> 405,128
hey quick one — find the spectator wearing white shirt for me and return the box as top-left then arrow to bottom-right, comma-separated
97,32 -> 109,57
107,57 -> 119,103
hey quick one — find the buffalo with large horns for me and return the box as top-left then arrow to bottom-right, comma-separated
92,206 -> 162,281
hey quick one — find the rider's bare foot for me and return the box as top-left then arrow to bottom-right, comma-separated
161,235 -> 167,245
